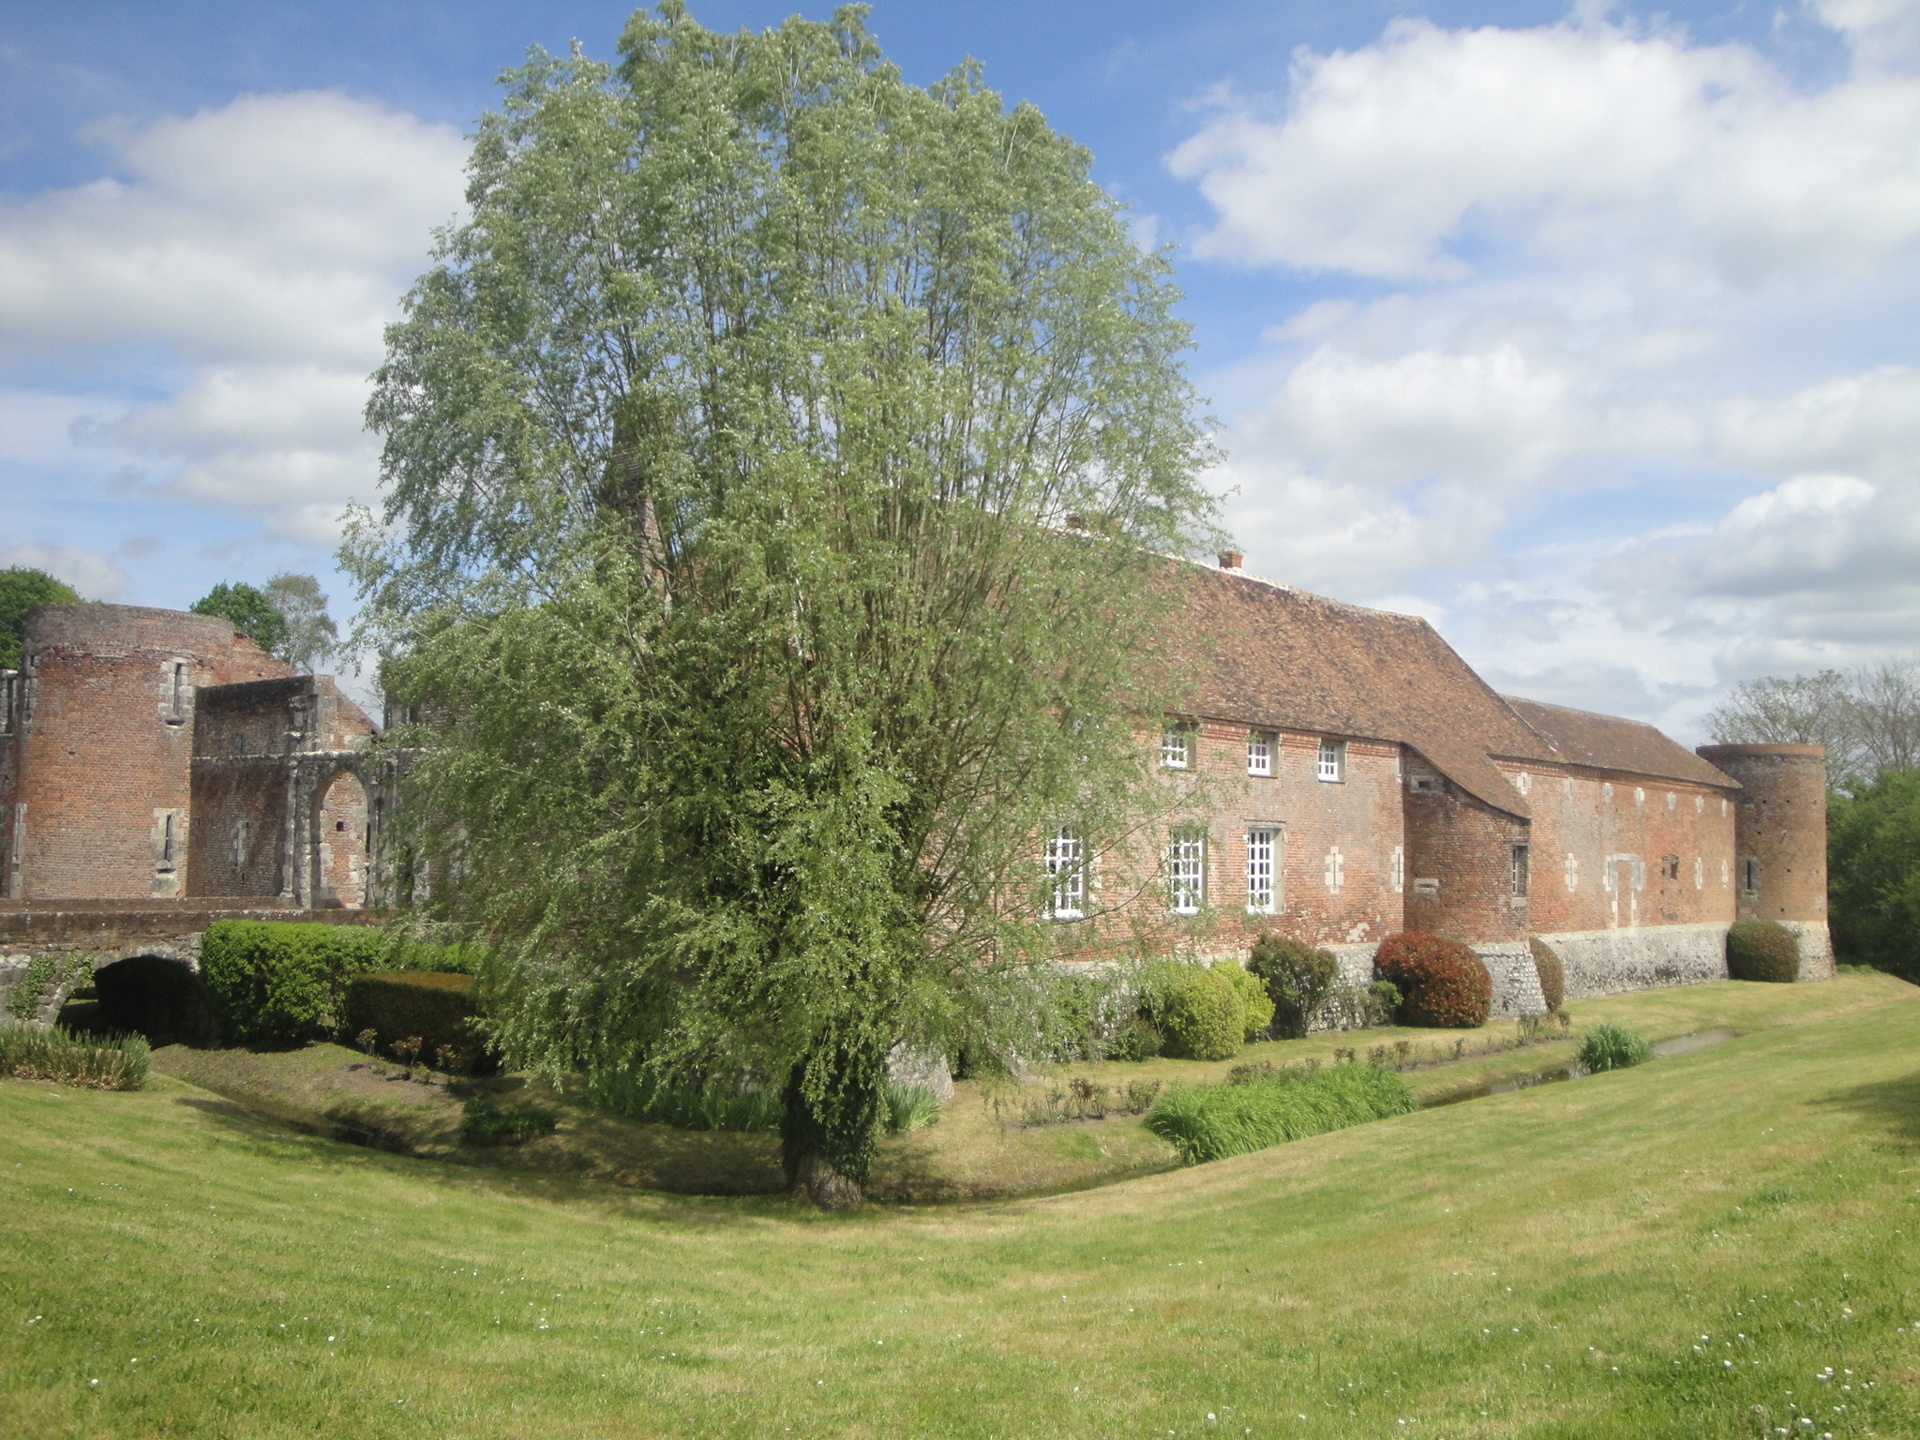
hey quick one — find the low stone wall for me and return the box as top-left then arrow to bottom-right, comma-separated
1535,922 -> 1730,1001
1470,942 -> 1549,1018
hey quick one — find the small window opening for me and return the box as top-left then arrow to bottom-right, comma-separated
1246,731 -> 1272,776
1044,826 -> 1084,920
167,662 -> 188,722
1662,854 -> 1681,881
1742,857 -> 1760,893
1160,723 -> 1192,770
1510,844 -> 1529,899
1246,829 -> 1276,913
1316,738 -> 1344,783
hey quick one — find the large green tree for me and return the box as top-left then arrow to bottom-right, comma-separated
0,567 -> 81,670
191,582 -> 288,657
1828,768 -> 1920,981
347,3 -> 1218,1205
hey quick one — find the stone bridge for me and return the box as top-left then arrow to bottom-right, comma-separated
0,901 -> 385,1044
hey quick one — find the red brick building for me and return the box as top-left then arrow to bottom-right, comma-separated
0,604 -> 380,909
0,578 -> 1830,1011
1042,558 -> 1831,1010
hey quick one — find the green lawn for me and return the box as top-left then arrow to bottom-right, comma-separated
6,974 -> 1920,1437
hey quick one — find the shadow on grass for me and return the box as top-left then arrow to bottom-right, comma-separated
1807,1068 -> 1920,1143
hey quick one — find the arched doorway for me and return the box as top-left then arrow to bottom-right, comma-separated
89,955 -> 216,1047
316,769 -> 369,909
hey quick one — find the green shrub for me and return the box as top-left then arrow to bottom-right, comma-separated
1036,970 -> 1125,1061
1579,1022 -> 1652,1072
0,1023 -> 150,1090
585,1070 -> 935,1135
1827,767 -> 1920,981
1248,934 -> 1340,1038
199,920 -> 388,1044
1143,963 -> 1243,1060
1373,932 -> 1491,1028
1216,961 -> 1276,1041
1144,1065 -> 1415,1164
1726,919 -> 1800,983
1108,1015 -> 1163,1062
343,971 -> 493,1074
460,1093 -> 558,1145
1529,936 -> 1566,1012
7,955 -> 58,1021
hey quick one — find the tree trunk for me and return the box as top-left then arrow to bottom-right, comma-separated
780,1046 -> 885,1209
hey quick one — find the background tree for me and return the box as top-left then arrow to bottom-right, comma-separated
191,581 -> 287,657
262,572 -> 338,673
0,567 -> 81,670
1827,768 -> 1920,980
348,4 -> 1218,1205
1707,659 -> 1920,783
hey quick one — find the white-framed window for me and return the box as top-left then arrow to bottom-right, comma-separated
1389,845 -> 1404,894
1167,828 -> 1206,914
1316,738 -> 1344,783
1246,730 -> 1272,776
1044,825 -> 1084,920
1246,828 -> 1277,913
1510,844 -> 1530,899
1160,723 -> 1192,770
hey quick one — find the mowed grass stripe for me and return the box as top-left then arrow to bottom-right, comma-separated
0,980 -> 1916,1438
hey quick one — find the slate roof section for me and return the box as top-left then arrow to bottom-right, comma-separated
1178,565 -> 1537,818
1500,695 -> 1738,790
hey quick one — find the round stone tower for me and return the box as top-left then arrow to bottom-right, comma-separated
1694,743 -> 1833,979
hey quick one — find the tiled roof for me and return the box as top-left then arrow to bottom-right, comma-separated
1178,565 -> 1538,818
1500,695 -> 1737,790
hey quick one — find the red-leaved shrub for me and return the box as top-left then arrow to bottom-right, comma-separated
1373,931 -> 1492,1028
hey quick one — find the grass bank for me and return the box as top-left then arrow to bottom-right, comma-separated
5,975 -> 1920,1436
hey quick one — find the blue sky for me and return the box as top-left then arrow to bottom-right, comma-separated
3,0 -> 1917,737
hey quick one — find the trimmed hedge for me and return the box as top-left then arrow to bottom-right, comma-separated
200,920 -> 387,1044
1374,931 -> 1492,1028
1248,934 -> 1340,1038
1529,936 -> 1566,1013
1145,1064 -> 1416,1164
1727,919 -> 1800,983
343,971 -> 493,1074
1145,963 -> 1243,1061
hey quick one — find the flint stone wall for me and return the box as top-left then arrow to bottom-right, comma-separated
1535,922 -> 1730,1001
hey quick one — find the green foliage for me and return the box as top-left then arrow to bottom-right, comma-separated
584,1070 -> 784,1132
1828,767 -> 1920,981
1248,934 -> 1340,1038
1035,970 -> 1128,1062
1579,1023 -> 1652,1072
884,1083 -> 941,1134
0,1022 -> 149,1089
261,572 -> 338,672
8,955 -> 58,1021
191,582 -> 288,656
1727,919 -> 1802,984
459,1093 -> 558,1144
347,7 -> 1218,1199
198,920 -> 399,1044
1216,961 -> 1275,1041
1144,1064 -> 1416,1164
1107,1015 -> 1164,1062
343,971 -> 492,1074
0,566 -> 80,670
1529,936 -> 1566,1012
1374,932 -> 1492,1028
1141,963 -> 1243,1061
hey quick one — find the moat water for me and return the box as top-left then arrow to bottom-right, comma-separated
1420,1028 -> 1740,1108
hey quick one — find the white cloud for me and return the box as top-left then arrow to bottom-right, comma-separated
1169,13 -> 1920,286
1174,5 -> 1920,731
0,91 -> 467,546
0,543 -> 129,601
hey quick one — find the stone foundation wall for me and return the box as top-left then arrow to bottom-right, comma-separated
1536,922 -> 1730,1001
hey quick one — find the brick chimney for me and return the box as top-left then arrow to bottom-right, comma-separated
1218,551 -> 1244,570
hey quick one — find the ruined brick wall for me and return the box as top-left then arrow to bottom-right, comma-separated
1401,761 -> 1530,945
6,606 -> 290,901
